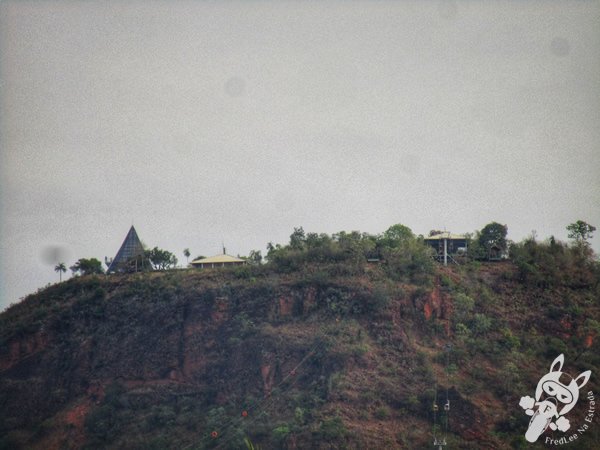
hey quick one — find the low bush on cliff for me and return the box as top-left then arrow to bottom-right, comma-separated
510,236 -> 599,289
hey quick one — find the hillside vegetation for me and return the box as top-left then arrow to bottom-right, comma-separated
1,227 -> 599,449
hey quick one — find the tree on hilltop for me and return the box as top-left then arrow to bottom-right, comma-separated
378,224 -> 414,249
146,247 -> 178,270
289,227 -> 306,250
248,250 -> 262,265
567,220 -> 596,245
478,222 -> 508,260
70,258 -> 104,276
54,262 -> 66,282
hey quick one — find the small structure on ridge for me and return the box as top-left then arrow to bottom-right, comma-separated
106,226 -> 147,273
424,232 -> 467,266
190,248 -> 246,269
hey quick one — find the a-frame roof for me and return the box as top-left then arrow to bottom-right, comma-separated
107,226 -> 145,272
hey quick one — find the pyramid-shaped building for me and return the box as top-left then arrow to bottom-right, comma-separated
107,226 -> 146,273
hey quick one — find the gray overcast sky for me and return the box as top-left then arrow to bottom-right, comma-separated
1,0 -> 599,310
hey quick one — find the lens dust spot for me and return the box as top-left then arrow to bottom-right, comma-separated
41,245 -> 69,266
225,77 -> 246,97
550,37 -> 570,57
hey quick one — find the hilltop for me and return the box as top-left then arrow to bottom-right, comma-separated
1,229 -> 599,449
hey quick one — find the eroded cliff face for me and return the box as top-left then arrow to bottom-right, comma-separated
1,263 -> 599,449
0,273 -> 363,449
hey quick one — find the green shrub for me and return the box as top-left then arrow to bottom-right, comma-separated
500,328 -> 520,350
453,293 -> 475,323
374,406 -> 391,420
544,337 -> 568,358
294,407 -> 306,425
381,240 -> 435,285
455,323 -> 471,339
511,237 -> 597,288
471,313 -> 493,336
318,416 -> 347,440
272,424 -> 290,443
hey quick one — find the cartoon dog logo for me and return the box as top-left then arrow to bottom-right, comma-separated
519,354 -> 591,442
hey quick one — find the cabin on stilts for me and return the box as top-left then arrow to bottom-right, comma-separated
424,232 -> 467,266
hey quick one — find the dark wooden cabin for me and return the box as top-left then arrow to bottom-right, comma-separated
423,232 -> 468,265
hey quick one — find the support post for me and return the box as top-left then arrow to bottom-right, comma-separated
443,238 -> 448,266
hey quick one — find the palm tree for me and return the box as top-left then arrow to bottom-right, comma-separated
55,262 -> 67,282
183,248 -> 191,265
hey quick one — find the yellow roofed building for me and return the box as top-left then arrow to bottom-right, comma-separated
190,253 -> 246,269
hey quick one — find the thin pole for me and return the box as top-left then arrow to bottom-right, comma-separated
443,238 -> 448,266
